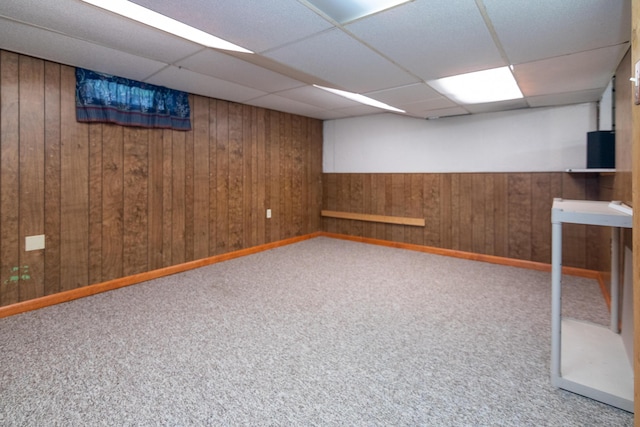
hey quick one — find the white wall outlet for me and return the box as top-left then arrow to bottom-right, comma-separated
266,209 -> 272,219
25,234 -> 45,251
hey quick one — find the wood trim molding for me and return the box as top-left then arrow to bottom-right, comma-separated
321,210 -> 426,227
0,232 -> 322,319
319,232 -> 601,279
0,230 -> 604,319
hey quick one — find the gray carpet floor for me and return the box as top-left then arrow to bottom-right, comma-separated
0,237 -> 633,426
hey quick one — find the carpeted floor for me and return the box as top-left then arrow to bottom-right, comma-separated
0,237 -> 633,426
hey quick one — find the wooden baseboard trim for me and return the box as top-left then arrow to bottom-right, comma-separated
0,230 -> 603,319
319,232 -> 600,279
597,273 -> 612,310
0,232 -> 321,319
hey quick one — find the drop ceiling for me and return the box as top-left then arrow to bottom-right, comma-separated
0,0 -> 631,120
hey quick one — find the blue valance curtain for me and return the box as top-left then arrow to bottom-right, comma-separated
75,68 -> 191,131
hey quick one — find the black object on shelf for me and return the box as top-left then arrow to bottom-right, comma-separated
587,131 -> 615,169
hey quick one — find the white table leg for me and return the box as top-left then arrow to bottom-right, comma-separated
551,220 -> 563,384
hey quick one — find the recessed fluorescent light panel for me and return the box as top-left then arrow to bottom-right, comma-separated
81,0 -> 253,53
307,0 -> 411,23
314,85 -> 406,113
428,66 -> 523,104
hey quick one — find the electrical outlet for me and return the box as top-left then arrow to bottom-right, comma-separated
25,235 -> 45,251
266,209 -> 272,219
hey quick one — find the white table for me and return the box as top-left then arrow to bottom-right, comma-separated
551,198 -> 633,412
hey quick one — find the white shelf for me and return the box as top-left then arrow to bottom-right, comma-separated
557,319 -> 634,412
550,199 -> 634,413
552,199 -> 633,228
565,168 -> 616,173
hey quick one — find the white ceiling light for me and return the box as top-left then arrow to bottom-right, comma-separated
81,0 -> 253,54
307,0 -> 412,23
428,66 -> 523,104
314,85 -> 406,113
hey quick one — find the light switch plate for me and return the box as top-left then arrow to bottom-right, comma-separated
25,235 -> 45,251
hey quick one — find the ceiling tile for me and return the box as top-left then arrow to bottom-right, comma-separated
0,0 -> 204,64
514,44 -> 628,97
421,107 -> 470,119
464,99 -> 529,115
346,0 -> 505,80
265,28 -> 420,93
329,104 -> 388,118
244,94 -> 328,118
176,50 -> 306,93
130,0 -> 334,53
365,83 -> 448,106
527,89 -> 605,108
400,98 -> 460,118
484,0 -> 631,64
275,86 -> 363,109
0,18 -> 167,81
145,66 -> 267,103
0,0 -> 631,120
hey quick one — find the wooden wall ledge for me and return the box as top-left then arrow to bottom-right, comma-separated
321,210 -> 425,227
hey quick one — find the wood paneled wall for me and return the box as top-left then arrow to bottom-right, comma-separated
613,48 -> 632,207
322,172 -> 606,270
0,50 -> 322,307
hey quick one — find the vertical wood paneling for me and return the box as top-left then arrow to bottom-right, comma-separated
18,55 -> 45,301
184,104 -> 195,262
171,130 -> 186,264
493,174 -> 509,257
255,107 -> 266,245
350,174 -> 364,237
148,129 -> 164,271
458,173 -> 473,252
439,174 -> 452,249
322,171 -> 604,269
391,174 -> 404,242
243,105 -> 255,247
483,174 -> 495,256
208,102 -> 218,256
470,174 -> 485,254
531,173 -> 553,263
0,50 -> 324,307
408,174 -> 423,245
373,174 -> 387,240
228,102 -> 243,251
1,51 -> 20,305
43,61 -> 61,296
123,128 -> 148,275
423,174 -> 440,247
309,120 -> 323,233
102,125 -> 124,281
292,116 -> 305,237
336,173 -> 350,235
59,65 -> 89,292
88,124 -> 103,284
280,113 -> 293,239
161,129 -> 173,268
561,173 -> 587,268
450,174 -> 460,250
362,174 -> 373,238
584,175 -> 604,270
267,110 -> 280,242
216,100 -> 230,253
324,173 -> 337,234
507,173 -> 532,260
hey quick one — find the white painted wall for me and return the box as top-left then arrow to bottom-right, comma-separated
323,103 -> 597,173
